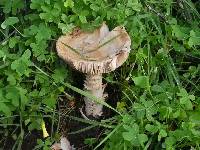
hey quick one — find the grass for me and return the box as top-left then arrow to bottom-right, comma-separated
0,0 -> 200,149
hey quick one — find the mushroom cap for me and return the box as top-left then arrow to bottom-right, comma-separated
56,23 -> 131,74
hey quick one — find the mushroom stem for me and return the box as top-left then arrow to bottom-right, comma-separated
84,74 -> 105,117
56,23 -> 131,118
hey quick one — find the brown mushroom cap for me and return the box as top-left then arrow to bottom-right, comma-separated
56,23 -> 131,74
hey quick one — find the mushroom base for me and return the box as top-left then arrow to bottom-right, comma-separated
84,74 -> 105,117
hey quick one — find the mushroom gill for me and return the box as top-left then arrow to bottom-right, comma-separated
56,22 -> 131,117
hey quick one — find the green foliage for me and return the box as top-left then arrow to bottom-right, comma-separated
1,17 -> 19,29
0,0 -> 200,149
133,76 -> 150,89
34,137 -> 54,150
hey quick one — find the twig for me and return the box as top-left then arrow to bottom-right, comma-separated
79,107 -> 90,120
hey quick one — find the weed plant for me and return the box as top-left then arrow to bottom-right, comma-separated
0,0 -> 200,149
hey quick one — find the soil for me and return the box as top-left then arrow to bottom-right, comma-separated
58,82 -> 121,150
1,129 -> 42,150
22,131 -> 43,150
0,72 -> 121,150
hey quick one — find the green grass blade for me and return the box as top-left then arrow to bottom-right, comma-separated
94,123 -> 122,150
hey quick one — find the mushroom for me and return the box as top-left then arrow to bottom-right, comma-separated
56,23 -> 131,118
51,136 -> 73,150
